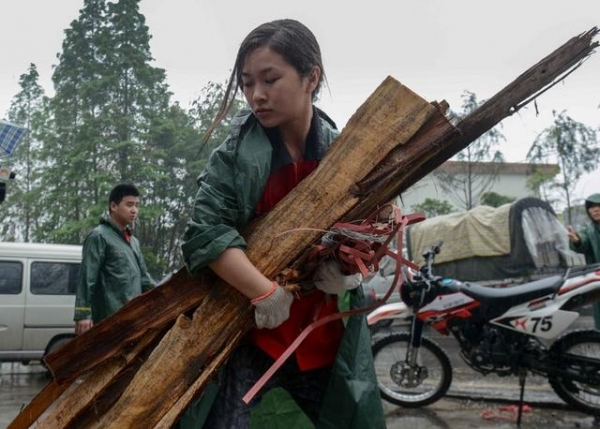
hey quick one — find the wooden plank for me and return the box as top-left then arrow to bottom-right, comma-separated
347,27 -> 599,219
345,101 -> 457,222
152,329 -> 239,428
45,269 -> 212,384
91,289 -> 254,428
245,76 -> 437,276
396,27 -> 600,196
33,329 -> 162,429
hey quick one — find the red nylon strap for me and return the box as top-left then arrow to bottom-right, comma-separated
242,204 -> 425,404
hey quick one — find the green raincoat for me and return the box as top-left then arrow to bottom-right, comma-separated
570,193 -> 600,327
74,218 -> 154,323
571,219 -> 600,264
180,109 -> 385,429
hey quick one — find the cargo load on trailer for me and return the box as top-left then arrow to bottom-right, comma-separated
406,197 -> 586,284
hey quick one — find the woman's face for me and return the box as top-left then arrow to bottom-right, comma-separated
241,46 -> 318,130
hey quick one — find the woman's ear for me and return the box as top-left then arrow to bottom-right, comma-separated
307,66 -> 321,93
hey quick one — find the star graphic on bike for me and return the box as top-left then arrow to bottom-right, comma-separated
511,318 -> 528,329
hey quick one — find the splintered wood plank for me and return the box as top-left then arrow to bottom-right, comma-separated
397,27 -> 600,195
91,287 -> 254,428
33,329 -> 162,429
45,269 -> 213,385
246,76 -> 436,276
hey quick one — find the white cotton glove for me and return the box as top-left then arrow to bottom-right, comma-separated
313,260 -> 363,295
252,283 -> 294,329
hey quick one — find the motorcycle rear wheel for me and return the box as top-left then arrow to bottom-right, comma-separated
371,332 -> 452,407
549,329 -> 600,415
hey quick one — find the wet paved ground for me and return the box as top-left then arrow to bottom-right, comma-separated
3,359 -> 597,428
2,316 -> 599,428
383,397 -> 597,428
1,361 -> 48,428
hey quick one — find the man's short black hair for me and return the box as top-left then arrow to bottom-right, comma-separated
109,183 -> 140,207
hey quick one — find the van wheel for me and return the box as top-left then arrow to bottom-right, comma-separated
43,336 -> 75,378
45,335 -> 75,357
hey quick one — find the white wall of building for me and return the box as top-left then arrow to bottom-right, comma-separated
396,166 -> 544,214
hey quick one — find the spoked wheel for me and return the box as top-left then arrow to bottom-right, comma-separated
549,329 -> 600,415
371,332 -> 452,407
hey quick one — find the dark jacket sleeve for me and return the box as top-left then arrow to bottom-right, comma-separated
570,224 -> 595,263
74,231 -> 105,321
181,140 -> 248,274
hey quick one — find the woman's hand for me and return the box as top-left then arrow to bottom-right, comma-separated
209,248 -> 294,328
251,282 -> 293,329
313,260 -> 362,295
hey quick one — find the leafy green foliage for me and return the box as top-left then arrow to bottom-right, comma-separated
526,166 -> 559,206
411,198 -> 456,218
527,110 -> 599,224
479,191 -> 516,208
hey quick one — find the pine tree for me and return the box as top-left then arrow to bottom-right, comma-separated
39,0 -> 111,243
101,0 -> 193,274
2,64 -> 46,241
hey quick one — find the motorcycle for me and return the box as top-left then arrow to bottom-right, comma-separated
367,242 -> 600,418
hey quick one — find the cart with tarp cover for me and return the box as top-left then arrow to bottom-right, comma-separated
406,197 -> 586,286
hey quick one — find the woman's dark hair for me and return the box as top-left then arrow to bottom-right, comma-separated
203,19 -> 326,142
108,183 -> 140,211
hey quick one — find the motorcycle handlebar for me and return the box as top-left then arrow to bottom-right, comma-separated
418,241 -> 443,280
401,242 -> 444,308
421,241 -> 443,263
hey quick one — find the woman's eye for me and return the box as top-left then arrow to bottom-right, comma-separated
265,78 -> 278,84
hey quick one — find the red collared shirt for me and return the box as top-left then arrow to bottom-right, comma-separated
249,160 -> 344,371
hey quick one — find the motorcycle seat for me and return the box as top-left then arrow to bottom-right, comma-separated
459,275 -> 564,316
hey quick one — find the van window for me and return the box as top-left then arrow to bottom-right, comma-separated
0,261 -> 23,294
31,261 -> 80,295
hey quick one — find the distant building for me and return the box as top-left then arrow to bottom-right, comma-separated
397,161 -> 559,213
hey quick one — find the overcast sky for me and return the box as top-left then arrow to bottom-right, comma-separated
2,0 -> 599,201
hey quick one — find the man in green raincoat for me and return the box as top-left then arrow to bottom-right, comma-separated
74,183 -> 154,334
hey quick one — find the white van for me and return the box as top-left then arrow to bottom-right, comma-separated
0,242 -> 81,364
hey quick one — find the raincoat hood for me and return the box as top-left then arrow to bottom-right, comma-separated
585,193 -> 600,222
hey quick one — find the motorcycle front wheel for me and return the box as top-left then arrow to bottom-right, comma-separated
549,329 -> 600,415
371,332 -> 452,407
